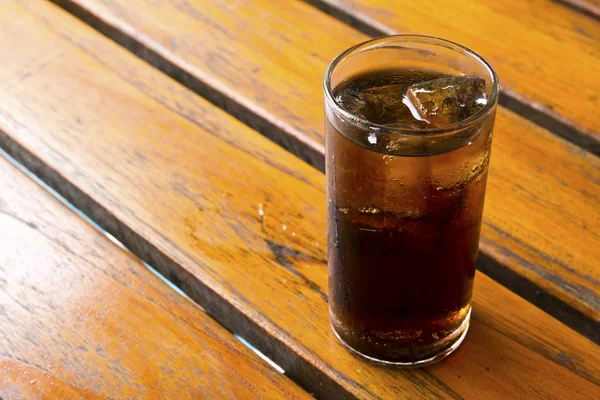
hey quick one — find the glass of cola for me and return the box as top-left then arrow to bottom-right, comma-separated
324,35 -> 499,366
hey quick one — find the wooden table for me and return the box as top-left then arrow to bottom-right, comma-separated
0,0 -> 599,398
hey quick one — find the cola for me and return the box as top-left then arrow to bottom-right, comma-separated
326,64 -> 496,364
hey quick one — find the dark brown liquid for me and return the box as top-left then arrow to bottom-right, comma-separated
327,67 -> 492,362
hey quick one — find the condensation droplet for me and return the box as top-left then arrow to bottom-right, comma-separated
368,132 -> 377,144
358,206 -> 380,214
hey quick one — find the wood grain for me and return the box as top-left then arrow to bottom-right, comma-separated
44,0 -> 600,330
0,360 -> 106,400
1,1 -> 599,398
0,157 -> 310,399
304,0 -> 600,153
50,0 -> 600,154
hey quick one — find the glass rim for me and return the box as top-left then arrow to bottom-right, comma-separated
323,35 -> 500,136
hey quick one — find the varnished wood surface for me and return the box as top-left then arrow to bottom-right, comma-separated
50,0 -> 600,154
44,0 -> 600,329
0,157 -> 311,399
305,0 -> 600,152
1,1 -> 599,398
0,360 -> 106,400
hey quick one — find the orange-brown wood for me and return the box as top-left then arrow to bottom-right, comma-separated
306,0 -> 600,151
50,0 -> 600,152
0,360 -> 105,400
45,0 -> 600,328
0,156 -> 310,399
1,1 -> 599,398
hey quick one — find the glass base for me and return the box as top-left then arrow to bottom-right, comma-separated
331,308 -> 471,367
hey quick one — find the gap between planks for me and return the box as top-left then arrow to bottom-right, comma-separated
49,0 -> 326,170
0,129 -> 349,400
300,0 -> 600,156
552,0 -> 600,20
0,146 -> 289,378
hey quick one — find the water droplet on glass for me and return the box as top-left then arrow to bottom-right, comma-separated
359,206 -> 380,214
367,132 -> 377,144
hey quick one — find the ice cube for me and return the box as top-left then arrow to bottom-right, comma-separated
335,86 -> 403,121
334,89 -> 369,118
363,84 -> 406,96
405,76 -> 487,127
335,85 -> 424,128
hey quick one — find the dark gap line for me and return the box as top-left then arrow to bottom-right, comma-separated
49,0 -> 325,171
0,148 -> 196,307
45,0 -> 600,342
302,0 -> 386,38
0,129 -> 354,400
302,0 -> 600,156
477,253 -> 599,345
498,91 -> 600,155
50,0 -> 600,162
552,0 -> 600,20
0,146 -> 290,376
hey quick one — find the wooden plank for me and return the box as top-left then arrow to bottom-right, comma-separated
304,0 -> 600,153
50,0 -> 600,154
0,157 -> 311,398
2,1 -> 599,398
45,0 -> 600,332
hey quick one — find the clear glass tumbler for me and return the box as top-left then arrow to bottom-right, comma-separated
324,35 -> 499,366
